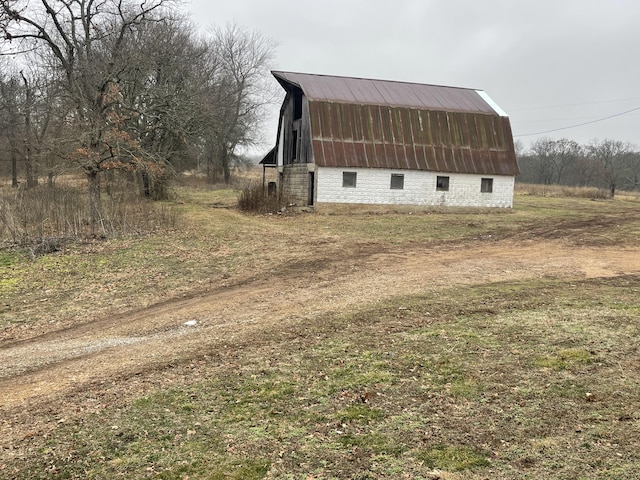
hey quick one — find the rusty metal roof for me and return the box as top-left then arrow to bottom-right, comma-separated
273,71 -> 519,176
273,71 -> 498,113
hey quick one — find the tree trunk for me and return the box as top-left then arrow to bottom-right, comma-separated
141,171 -> 151,198
22,73 -> 38,189
11,148 -> 18,188
153,174 -> 168,200
221,145 -> 230,184
87,170 -> 102,230
24,136 -> 37,188
206,151 -> 221,184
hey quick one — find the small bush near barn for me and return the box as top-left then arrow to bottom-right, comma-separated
238,181 -> 286,213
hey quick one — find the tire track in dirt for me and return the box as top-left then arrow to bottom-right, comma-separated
2,238 -> 639,417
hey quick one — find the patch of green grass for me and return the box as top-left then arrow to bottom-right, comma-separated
338,432 -> 404,456
175,186 -> 240,207
417,444 -> 491,471
0,275 -> 20,292
0,250 -> 24,267
206,459 -> 271,480
335,404 -> 385,424
449,378 -> 483,399
0,251 -> 27,295
19,384 -> 273,479
533,347 -> 596,370
8,275 -> 640,478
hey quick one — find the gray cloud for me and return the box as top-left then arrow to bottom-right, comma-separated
185,0 -> 640,150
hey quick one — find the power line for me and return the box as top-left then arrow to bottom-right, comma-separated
514,106 -> 640,138
509,97 -> 640,112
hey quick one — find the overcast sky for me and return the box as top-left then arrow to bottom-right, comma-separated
184,0 -> 640,153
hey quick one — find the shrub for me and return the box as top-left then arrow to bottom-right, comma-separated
237,181 -> 285,213
0,180 -> 178,250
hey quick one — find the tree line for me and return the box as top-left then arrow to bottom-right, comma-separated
516,138 -> 640,197
0,0 -> 276,222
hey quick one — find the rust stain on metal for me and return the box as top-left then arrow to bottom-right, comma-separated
273,71 -> 519,176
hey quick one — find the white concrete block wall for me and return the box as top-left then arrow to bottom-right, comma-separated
315,167 -> 515,208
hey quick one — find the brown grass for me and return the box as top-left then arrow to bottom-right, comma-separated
2,185 -> 640,479
515,182 -> 614,199
0,179 -> 178,249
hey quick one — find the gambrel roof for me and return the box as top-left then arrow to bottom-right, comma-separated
272,71 -> 519,176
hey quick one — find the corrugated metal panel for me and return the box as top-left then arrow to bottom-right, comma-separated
308,101 -> 519,176
273,71 -> 497,114
274,71 -> 519,176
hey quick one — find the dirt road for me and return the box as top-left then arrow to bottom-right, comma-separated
2,237 -> 639,427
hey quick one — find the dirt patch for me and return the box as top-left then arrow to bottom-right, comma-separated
2,238 -> 639,424
516,214 -> 634,243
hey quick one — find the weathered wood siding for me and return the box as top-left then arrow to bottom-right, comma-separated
278,91 -> 313,166
277,89 -> 316,206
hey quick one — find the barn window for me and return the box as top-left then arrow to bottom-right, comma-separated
436,176 -> 449,191
390,174 -> 404,190
343,171 -> 357,188
293,91 -> 303,120
481,178 -> 493,193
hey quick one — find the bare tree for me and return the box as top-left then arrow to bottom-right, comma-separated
569,153 -> 600,188
525,137 -> 585,186
0,66 -> 21,186
18,69 -> 39,187
1,0 -> 177,225
529,138 -> 557,185
513,139 -> 526,158
114,16 -> 210,197
551,138 -> 582,185
204,23 -> 277,183
588,139 -> 634,198
0,61 -> 55,188
624,151 -> 640,191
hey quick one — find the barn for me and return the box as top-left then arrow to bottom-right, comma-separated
267,71 -> 519,209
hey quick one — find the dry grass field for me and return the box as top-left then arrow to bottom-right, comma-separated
1,184 -> 640,479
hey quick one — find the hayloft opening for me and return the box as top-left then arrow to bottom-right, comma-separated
293,91 -> 303,120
